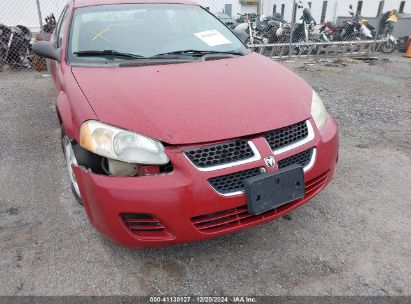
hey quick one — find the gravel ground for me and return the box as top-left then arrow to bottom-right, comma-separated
0,53 -> 410,296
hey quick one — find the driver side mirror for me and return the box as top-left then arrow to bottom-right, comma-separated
32,41 -> 61,62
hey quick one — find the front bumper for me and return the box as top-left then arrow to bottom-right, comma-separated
73,117 -> 339,248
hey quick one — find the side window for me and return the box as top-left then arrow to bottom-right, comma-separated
54,6 -> 69,47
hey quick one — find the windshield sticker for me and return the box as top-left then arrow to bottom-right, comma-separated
194,30 -> 232,47
88,27 -> 111,42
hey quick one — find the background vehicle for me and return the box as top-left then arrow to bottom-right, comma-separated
234,18 -> 262,45
216,13 -> 238,29
255,13 -> 286,42
250,13 -> 287,55
291,6 -> 317,43
270,3 -> 319,56
363,13 -> 399,53
235,13 -> 259,24
43,14 -> 57,33
0,24 -> 12,69
320,6 -> 363,42
319,4 -> 397,54
0,24 -> 32,69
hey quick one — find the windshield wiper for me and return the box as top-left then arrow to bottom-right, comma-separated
152,50 -> 245,58
74,50 -> 146,59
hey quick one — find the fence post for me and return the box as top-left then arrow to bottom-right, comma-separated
288,0 -> 296,59
36,0 -> 44,34
372,15 -> 381,54
333,1 -> 339,23
260,0 -> 264,15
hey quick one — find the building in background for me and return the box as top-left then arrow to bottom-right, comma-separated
199,0 -> 410,23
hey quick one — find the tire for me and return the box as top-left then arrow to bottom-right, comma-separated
272,36 -> 290,56
70,184 -> 82,205
272,45 -> 287,56
61,128 -> 83,205
310,37 -> 323,55
380,41 -> 396,54
250,37 -> 268,55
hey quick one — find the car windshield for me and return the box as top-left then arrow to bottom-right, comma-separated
68,4 -> 247,63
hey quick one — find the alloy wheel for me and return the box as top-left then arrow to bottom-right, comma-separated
62,135 -> 81,198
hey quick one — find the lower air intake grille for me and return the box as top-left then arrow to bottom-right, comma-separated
278,149 -> 314,169
193,171 -> 330,233
185,139 -> 254,169
121,213 -> 168,238
208,167 -> 265,195
264,121 -> 309,151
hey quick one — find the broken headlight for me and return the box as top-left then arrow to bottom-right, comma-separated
79,120 -> 169,165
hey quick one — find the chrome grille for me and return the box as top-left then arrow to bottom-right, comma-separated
264,121 -> 309,152
278,149 -> 314,169
185,139 -> 255,169
208,167 -> 265,195
209,148 -> 315,195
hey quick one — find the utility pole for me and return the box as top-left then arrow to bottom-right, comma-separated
288,0 -> 296,59
35,0 -> 44,34
333,0 -> 339,23
260,0 -> 264,15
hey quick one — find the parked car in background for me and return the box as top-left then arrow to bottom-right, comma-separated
33,0 -> 339,248
0,24 -> 32,69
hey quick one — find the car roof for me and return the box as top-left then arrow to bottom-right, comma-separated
73,0 -> 197,8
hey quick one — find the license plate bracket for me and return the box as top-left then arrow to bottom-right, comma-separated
245,164 -> 305,215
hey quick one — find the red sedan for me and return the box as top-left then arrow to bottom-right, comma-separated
33,0 -> 339,248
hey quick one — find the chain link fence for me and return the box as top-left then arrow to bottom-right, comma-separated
0,0 -> 402,71
245,0 -> 398,59
0,0 -> 63,70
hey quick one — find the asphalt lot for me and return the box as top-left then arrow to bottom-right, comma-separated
0,54 -> 410,296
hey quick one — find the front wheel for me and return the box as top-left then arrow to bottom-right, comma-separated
251,37 -> 269,55
272,44 -> 289,56
61,129 -> 83,205
380,40 -> 396,53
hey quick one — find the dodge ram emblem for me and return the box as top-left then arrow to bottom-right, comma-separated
264,156 -> 276,168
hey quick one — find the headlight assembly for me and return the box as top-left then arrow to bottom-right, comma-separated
311,90 -> 328,129
79,120 -> 169,165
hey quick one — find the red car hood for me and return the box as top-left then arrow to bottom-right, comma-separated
72,53 -> 312,145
